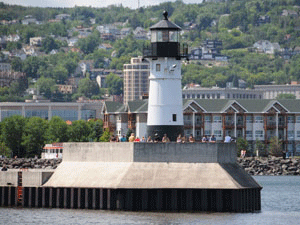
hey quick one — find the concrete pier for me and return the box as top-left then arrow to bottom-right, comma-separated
0,142 -> 262,212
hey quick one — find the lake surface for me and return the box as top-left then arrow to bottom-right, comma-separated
1,176 -> 300,225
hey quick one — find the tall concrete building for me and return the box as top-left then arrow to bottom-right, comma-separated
123,56 -> 150,103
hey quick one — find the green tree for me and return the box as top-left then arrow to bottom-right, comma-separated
22,117 -> 48,157
237,137 -> 249,157
41,36 -> 58,53
255,139 -> 267,157
100,128 -> 111,142
68,120 -> 91,142
269,136 -> 283,157
276,93 -> 296,100
0,142 -> 11,158
87,119 -> 104,141
105,73 -> 123,95
46,116 -> 69,143
11,57 -> 23,72
36,77 -> 57,99
1,115 -> 25,157
76,78 -> 99,99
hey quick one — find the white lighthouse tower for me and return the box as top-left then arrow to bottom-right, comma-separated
143,11 -> 188,141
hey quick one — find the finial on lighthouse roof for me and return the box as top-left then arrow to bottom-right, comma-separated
163,11 -> 168,20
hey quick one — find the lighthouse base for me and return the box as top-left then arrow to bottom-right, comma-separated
147,125 -> 184,142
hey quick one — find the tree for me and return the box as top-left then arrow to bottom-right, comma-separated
68,120 -> 91,142
276,93 -> 296,100
0,142 -> 11,158
22,117 -> 48,157
255,139 -> 267,157
1,115 -> 25,157
11,57 -> 23,72
41,36 -> 58,53
105,73 -> 123,95
269,136 -> 283,157
87,119 -> 103,141
237,137 -> 249,157
100,128 -> 111,142
46,116 -> 69,143
76,78 -> 99,99
36,77 -> 57,99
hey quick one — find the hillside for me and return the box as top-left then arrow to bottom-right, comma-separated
0,0 -> 300,101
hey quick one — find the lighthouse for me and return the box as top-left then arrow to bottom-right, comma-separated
143,11 -> 188,141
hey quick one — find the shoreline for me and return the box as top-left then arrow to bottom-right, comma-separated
1,157 -> 300,175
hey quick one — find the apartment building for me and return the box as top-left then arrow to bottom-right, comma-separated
123,57 -> 150,103
182,86 -> 263,99
103,99 -> 300,156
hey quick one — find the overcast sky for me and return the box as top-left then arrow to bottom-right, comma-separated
3,0 -> 202,9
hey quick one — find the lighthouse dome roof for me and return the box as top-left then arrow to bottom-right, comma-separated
150,11 -> 181,30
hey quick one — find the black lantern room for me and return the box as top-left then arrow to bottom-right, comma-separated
143,11 -> 188,59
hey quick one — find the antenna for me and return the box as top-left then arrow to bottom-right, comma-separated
138,0 -> 140,8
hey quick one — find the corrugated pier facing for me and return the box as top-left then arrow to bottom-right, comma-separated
0,142 -> 262,212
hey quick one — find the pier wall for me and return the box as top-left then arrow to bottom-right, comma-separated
0,142 -> 262,212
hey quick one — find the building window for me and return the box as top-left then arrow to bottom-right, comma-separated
187,94 -> 190,98
217,94 -> 220,99
254,116 -> 263,123
156,64 -> 160,71
297,131 -> 300,138
182,94 -> 185,98
288,131 -> 294,140
213,116 -> 222,123
214,130 -> 222,138
172,114 -> 177,122
202,94 -> 205,99
296,144 -> 300,152
204,130 -> 211,136
255,130 -> 264,138
246,130 -> 253,138
192,94 -> 195,98
288,116 -> 294,123
246,115 -> 253,123
204,115 -> 211,122
296,116 -> 300,123
197,94 -> 200,98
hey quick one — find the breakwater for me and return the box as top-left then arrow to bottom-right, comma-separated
1,157 -> 299,176
238,157 -> 300,175
0,158 -> 61,169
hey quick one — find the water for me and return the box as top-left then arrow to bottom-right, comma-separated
1,176 -> 300,225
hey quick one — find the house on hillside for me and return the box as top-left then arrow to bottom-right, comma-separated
282,9 -> 298,17
55,14 -> 71,21
30,37 -> 43,46
21,15 -> 40,25
133,27 -> 148,40
6,34 -> 20,42
256,15 -> 271,26
253,40 -> 281,54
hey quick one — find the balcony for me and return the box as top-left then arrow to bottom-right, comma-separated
224,121 -> 234,129
236,120 -> 244,128
266,121 -> 276,129
195,121 -> 203,127
143,42 -> 188,59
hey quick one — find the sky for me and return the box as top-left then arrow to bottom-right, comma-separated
3,0 -> 202,9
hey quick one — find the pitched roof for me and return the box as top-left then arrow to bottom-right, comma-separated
127,100 -> 148,113
103,101 -> 125,113
104,99 -> 300,114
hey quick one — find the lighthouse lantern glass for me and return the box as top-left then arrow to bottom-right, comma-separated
151,30 -> 179,43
